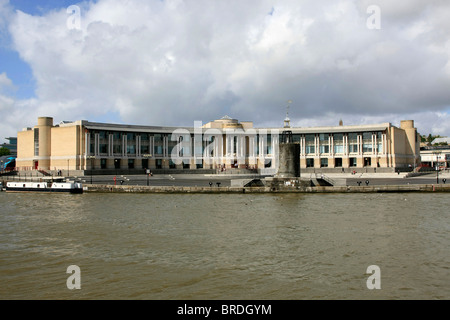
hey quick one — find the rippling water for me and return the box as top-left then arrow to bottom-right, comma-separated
0,191 -> 448,300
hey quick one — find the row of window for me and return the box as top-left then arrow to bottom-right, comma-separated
93,158 -> 209,170
306,157 -> 374,168
298,132 -> 383,143
89,131 -> 385,156
89,131 -> 275,157
305,143 -> 382,154
93,131 -> 383,141
91,143 -> 382,156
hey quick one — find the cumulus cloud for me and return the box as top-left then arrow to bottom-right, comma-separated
0,72 -> 38,141
1,0 -> 450,139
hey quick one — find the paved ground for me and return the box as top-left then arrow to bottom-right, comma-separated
345,176 -> 446,186
78,174 -> 237,187
73,172 -> 450,187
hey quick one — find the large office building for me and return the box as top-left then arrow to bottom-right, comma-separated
15,116 -> 421,174
1,137 -> 17,156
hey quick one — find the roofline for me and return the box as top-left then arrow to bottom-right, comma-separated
60,119 -> 393,134
260,122 -> 392,133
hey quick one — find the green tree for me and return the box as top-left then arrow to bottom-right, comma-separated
0,147 -> 11,156
421,134 -> 444,144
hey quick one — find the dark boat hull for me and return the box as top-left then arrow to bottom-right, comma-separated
6,187 -> 83,194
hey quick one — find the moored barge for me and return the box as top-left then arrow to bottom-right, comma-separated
6,182 -> 83,194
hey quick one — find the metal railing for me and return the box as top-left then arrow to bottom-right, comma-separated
315,173 -> 336,186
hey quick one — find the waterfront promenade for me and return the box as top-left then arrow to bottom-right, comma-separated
3,171 -> 450,193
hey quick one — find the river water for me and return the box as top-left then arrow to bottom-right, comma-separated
0,191 -> 448,300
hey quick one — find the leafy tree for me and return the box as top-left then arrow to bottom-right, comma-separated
0,147 -> 11,156
421,134 -> 444,144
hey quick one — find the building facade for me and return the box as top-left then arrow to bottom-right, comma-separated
1,137 -> 17,156
16,116 -> 421,174
420,147 -> 450,170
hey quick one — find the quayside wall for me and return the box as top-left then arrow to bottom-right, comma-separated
83,184 -> 450,194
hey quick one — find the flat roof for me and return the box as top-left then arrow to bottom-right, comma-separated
260,123 -> 392,134
82,121 -> 392,134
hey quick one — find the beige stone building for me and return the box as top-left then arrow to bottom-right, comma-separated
16,116 -> 421,174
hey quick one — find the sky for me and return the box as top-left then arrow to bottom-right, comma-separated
1,0 -> 450,143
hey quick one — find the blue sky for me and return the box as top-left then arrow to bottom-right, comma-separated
0,48 -> 34,98
1,0 -> 82,99
12,0 -> 78,15
1,0 -> 450,143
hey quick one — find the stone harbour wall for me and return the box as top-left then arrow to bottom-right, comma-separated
83,184 -> 450,194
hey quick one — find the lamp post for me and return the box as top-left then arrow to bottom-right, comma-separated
433,151 -> 441,184
143,154 -> 152,186
87,156 -> 95,184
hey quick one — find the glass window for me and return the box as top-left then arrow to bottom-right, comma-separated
266,134 -> 272,155
333,133 -> 343,142
363,132 -> 372,141
349,133 -> 358,153
376,132 -> 382,140
113,144 -> 122,155
154,134 -> 164,155
376,132 -> 383,153
319,134 -> 329,154
305,134 -> 315,154
348,133 -> 358,142
321,158 -> 328,167
167,134 -> 178,156
333,133 -> 344,154
319,145 -> 329,154
334,145 -> 344,154
306,145 -> 315,154
127,145 -> 136,155
154,146 -> 163,155
363,143 -> 373,153
100,144 -> 107,154
141,145 -> 150,154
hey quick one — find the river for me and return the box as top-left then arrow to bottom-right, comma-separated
0,191 -> 448,300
